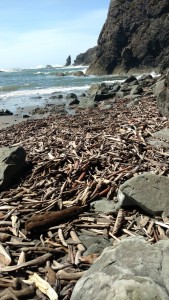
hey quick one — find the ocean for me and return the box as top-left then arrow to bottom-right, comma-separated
0,66 -> 125,114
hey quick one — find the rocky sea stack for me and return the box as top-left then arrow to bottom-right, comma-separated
73,46 -> 97,66
87,0 -> 169,75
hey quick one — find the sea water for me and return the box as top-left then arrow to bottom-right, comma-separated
0,65 -> 126,114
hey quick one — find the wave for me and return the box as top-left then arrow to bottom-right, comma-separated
0,83 -> 32,92
33,71 -> 50,75
0,85 -> 90,99
0,68 -> 22,73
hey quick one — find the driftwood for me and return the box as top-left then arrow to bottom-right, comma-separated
25,206 -> 86,231
0,253 -> 52,273
0,92 -> 169,298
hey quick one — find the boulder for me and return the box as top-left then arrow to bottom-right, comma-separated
79,233 -> 112,256
124,75 -> 137,84
0,146 -> 26,191
155,73 -> 169,116
146,128 -> 169,148
66,93 -> 77,100
130,85 -> 143,95
73,71 -> 86,77
68,98 -> 80,106
71,238 -> 169,300
117,172 -> 169,216
0,109 -> 13,116
88,83 -> 115,102
90,197 -> 117,213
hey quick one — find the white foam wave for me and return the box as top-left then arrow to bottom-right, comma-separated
0,85 -> 90,99
33,71 -> 49,75
0,68 -> 22,73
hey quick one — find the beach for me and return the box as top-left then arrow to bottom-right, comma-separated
1,71 -> 169,298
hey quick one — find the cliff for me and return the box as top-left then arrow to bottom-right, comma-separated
73,46 -> 97,66
87,0 -> 169,75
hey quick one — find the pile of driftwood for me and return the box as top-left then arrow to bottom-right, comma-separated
0,95 -> 169,299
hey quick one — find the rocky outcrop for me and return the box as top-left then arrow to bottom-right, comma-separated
87,0 -> 169,75
71,238 -> 169,300
73,46 -> 97,66
0,146 -> 26,191
64,55 -> 71,67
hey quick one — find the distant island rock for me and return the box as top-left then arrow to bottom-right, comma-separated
73,46 -> 97,66
87,0 -> 169,75
64,55 -> 71,67
45,65 -> 54,69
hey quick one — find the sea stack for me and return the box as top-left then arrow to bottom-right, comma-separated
65,55 -> 71,66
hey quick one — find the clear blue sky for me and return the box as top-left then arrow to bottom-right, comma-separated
0,0 -> 110,68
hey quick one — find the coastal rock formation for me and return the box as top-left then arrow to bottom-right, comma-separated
87,0 -> 169,74
64,55 -> 71,67
0,146 -> 26,191
73,46 -> 97,66
71,238 -> 169,300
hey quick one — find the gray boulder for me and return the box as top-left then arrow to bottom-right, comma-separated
71,238 -> 169,300
155,73 -> 169,116
146,128 -> 169,148
117,172 -> 169,216
0,146 -> 26,191
87,83 -> 115,102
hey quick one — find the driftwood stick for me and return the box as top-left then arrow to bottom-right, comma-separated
0,253 -> 52,273
56,270 -> 86,281
25,206 -> 86,231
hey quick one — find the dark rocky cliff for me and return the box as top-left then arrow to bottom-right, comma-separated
73,46 -> 97,66
87,0 -> 169,75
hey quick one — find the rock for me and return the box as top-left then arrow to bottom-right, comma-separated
78,97 -> 96,109
130,85 -> 143,95
73,71 -> 86,77
79,234 -> 112,256
64,55 -> 71,67
68,98 -> 80,106
22,114 -> 30,118
120,83 -> 131,92
49,94 -> 63,99
56,72 -> 65,76
155,73 -> 169,116
87,0 -> 169,74
73,46 -> 97,66
139,74 -> 153,81
90,197 -> 116,213
109,83 -> 120,92
117,172 -> 169,216
66,93 -> 77,100
0,109 -> 13,116
45,65 -> 54,69
71,238 -> 169,300
124,75 -> 137,84
146,128 -> 169,148
88,83 -> 115,102
0,146 -> 26,191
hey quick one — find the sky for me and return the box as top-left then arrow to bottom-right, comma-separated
0,0 -> 110,69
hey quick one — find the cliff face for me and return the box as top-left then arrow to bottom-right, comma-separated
87,0 -> 169,74
73,46 -> 97,66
